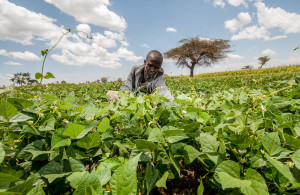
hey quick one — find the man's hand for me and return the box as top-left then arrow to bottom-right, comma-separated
106,90 -> 119,102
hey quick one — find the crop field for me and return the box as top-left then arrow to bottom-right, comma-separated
1,65 -> 300,194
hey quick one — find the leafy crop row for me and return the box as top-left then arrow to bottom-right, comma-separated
0,73 -> 300,194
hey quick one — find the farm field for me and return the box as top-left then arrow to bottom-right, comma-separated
1,65 -> 300,194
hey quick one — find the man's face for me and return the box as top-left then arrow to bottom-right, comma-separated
144,54 -> 162,77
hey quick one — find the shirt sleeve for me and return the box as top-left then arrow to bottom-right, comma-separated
120,67 -> 135,91
153,76 -> 175,102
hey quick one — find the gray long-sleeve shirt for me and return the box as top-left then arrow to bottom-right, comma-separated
120,65 -> 174,101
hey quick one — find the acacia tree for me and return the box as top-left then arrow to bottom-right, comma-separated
164,37 -> 231,77
10,72 -> 31,86
258,56 -> 270,68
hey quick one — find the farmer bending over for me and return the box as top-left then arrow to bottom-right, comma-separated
106,50 -> 174,102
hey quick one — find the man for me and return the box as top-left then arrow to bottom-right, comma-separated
106,50 -> 174,102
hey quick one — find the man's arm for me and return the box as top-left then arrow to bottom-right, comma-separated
153,76 -> 175,102
120,66 -> 135,91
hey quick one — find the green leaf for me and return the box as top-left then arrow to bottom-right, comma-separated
5,177 -> 34,194
76,120 -> 99,139
156,171 -> 169,189
145,163 -> 160,195
135,139 -> 158,151
97,117 -> 110,133
199,133 -> 219,153
27,181 -> 46,195
73,170 -> 101,195
169,152 -> 181,176
39,114 -> 55,131
163,129 -> 184,137
0,100 -> 18,119
218,172 -> 251,190
96,168 -> 111,185
262,132 -> 281,156
110,153 -> 141,195
284,133 -> 300,150
241,168 -> 269,195
26,150 -> 57,160
215,160 -> 240,182
77,132 -> 101,150
45,72 -> 55,79
63,123 -> 86,138
67,172 -> 86,189
35,72 -> 43,79
43,173 -> 71,183
292,149 -> 300,170
22,122 -> 40,135
97,158 -> 122,171
9,112 -> 32,122
67,157 -> 86,172
0,173 -> 22,184
7,98 -> 33,108
41,94 -> 60,102
57,100 -> 73,110
51,129 -> 71,150
183,145 -> 202,164
147,128 -> 165,144
0,142 -> 5,163
251,151 -> 266,168
197,179 -> 204,195
265,153 -> 296,184
205,152 -> 224,165
38,161 -> 63,176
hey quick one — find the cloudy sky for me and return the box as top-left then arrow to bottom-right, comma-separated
1,0 -> 300,86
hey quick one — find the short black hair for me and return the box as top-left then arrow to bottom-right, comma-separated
146,50 -> 163,64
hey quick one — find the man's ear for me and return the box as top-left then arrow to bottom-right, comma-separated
144,59 -> 146,65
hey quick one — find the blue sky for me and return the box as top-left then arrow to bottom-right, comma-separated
1,0 -> 300,86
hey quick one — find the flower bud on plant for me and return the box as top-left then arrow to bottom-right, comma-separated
286,161 -> 294,168
39,112 -> 44,118
238,149 -> 247,155
28,121 -> 33,125
260,149 -> 265,154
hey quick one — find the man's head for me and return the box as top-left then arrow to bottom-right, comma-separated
144,50 -> 163,81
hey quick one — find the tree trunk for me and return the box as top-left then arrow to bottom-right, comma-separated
189,64 -> 195,77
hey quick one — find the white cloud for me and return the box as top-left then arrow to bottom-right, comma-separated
228,2 -> 300,41
76,24 -> 91,38
255,1 -> 300,34
0,0 -> 63,45
0,0 -> 146,69
43,0 -> 127,31
262,49 -> 276,56
225,12 -> 251,32
92,33 -> 117,48
231,26 -> 287,41
5,61 -> 23,66
213,0 -> 225,8
10,51 -> 41,61
231,26 -> 268,40
0,49 -> 40,61
0,49 -> 9,56
166,27 -> 177,32
141,44 -> 150,49
227,0 -> 248,7
227,54 -> 245,60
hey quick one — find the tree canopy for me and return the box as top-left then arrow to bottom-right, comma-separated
258,56 -> 270,68
10,72 -> 37,86
164,37 -> 231,77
